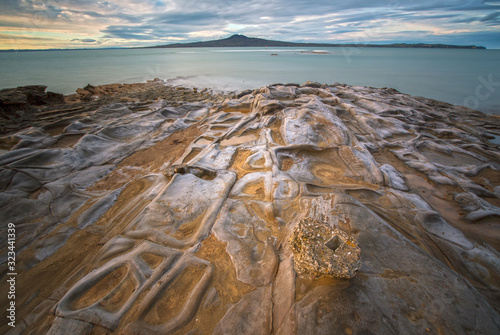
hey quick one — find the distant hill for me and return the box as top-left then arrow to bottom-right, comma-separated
146,34 -> 486,49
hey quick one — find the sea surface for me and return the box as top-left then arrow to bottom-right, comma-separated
0,47 -> 499,114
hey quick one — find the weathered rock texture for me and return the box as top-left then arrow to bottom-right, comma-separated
290,218 -> 361,279
0,85 -> 64,121
0,79 -> 216,135
1,81 -> 500,334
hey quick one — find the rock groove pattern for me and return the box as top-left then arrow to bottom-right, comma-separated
1,82 -> 499,334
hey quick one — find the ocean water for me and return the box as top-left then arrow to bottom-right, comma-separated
0,47 -> 499,114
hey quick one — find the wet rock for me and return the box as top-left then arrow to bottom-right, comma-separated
213,285 -> 273,335
380,163 -> 409,191
455,192 -> 500,221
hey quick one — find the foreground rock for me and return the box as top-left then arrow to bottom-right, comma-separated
290,218 -> 361,279
0,81 -> 499,334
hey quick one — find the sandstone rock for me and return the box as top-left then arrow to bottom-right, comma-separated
2,82 -> 500,335
46,91 -> 65,104
0,89 -> 28,106
0,85 -> 65,119
290,217 -> 361,279
301,80 -> 323,88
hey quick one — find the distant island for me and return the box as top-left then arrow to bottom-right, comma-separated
146,34 -> 486,49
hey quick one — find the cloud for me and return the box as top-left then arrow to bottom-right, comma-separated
102,26 -> 158,40
152,11 -> 221,25
480,11 -> 500,21
71,38 -> 97,43
0,33 -> 57,41
484,0 -> 500,5
0,0 -> 499,49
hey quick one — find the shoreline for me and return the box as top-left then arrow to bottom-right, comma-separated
0,79 -> 230,136
2,47 -> 499,116
1,78 -> 499,136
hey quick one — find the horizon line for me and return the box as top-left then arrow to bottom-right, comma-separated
0,34 -> 490,52
1,44 -> 494,52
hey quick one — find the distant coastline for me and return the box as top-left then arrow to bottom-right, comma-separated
0,34 -> 486,52
145,34 -> 487,50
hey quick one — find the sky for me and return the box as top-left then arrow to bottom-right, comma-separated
0,0 -> 499,50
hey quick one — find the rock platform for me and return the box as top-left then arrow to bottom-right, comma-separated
1,81 -> 500,334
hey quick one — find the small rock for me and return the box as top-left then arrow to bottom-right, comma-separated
289,218 -> 361,279
301,81 -> 323,88
83,84 -> 96,93
46,91 -> 65,104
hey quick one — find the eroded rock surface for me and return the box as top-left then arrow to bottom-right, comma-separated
290,218 -> 361,279
1,81 -> 500,334
0,85 -> 65,127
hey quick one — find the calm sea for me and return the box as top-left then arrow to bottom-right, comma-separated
0,47 -> 499,114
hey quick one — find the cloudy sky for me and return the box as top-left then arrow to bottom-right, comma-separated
0,0 -> 499,50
